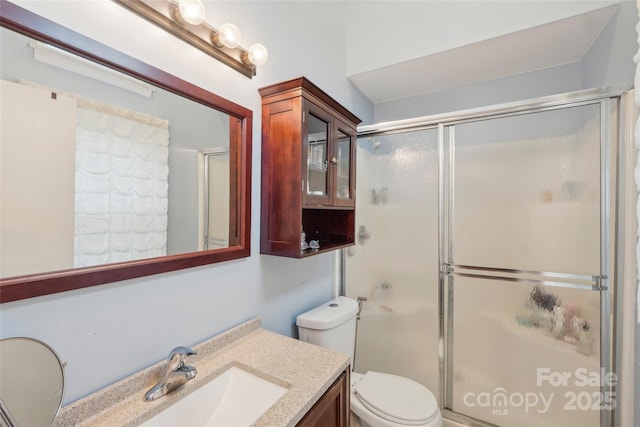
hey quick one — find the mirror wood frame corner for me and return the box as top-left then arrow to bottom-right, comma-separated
0,0 -> 252,303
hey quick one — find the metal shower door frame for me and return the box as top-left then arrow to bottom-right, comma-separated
438,93 -> 619,427
349,86 -> 630,427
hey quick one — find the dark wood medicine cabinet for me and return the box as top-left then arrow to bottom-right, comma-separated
260,77 -> 362,258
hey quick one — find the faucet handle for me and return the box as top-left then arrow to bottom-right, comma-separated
167,346 -> 196,371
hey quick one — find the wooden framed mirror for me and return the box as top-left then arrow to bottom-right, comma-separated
0,0 -> 252,303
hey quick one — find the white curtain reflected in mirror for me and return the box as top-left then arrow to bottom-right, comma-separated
199,150 -> 230,251
74,95 -> 170,267
1,80 -> 171,275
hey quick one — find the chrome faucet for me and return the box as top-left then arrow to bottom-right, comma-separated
144,346 -> 197,401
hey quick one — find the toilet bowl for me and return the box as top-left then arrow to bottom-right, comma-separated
296,296 -> 442,427
350,371 -> 442,427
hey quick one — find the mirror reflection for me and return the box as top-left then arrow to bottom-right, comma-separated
1,27 -> 235,279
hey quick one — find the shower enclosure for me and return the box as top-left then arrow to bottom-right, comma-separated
344,89 -> 633,427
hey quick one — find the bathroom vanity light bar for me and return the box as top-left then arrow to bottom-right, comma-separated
113,0 -> 266,78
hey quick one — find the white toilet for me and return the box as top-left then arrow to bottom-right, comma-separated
296,296 -> 442,427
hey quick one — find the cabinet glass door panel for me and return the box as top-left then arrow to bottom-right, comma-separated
306,112 -> 329,199
335,129 -> 351,201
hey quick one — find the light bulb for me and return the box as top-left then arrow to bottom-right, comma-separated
246,43 -> 268,66
177,0 -> 206,25
217,23 -> 242,49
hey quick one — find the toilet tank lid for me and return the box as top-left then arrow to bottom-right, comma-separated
296,296 -> 358,330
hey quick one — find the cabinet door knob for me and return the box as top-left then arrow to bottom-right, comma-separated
330,157 -> 337,164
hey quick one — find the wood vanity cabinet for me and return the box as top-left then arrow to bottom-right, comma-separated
297,370 -> 350,427
260,77 -> 362,258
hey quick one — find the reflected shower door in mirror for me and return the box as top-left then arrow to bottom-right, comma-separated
0,0 -> 251,302
200,149 -> 233,251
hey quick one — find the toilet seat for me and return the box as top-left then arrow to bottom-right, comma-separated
353,371 -> 439,426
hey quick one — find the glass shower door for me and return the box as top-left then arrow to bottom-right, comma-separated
345,128 -> 441,400
443,102 -> 610,427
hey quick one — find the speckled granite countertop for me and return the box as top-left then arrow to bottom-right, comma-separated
53,318 -> 350,427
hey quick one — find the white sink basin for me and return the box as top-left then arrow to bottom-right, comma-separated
140,366 -> 288,427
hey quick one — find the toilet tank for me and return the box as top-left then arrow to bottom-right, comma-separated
296,296 -> 358,363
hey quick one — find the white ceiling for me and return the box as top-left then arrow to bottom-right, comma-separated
348,5 -> 618,104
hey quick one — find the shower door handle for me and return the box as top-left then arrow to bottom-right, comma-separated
442,263 -> 605,291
